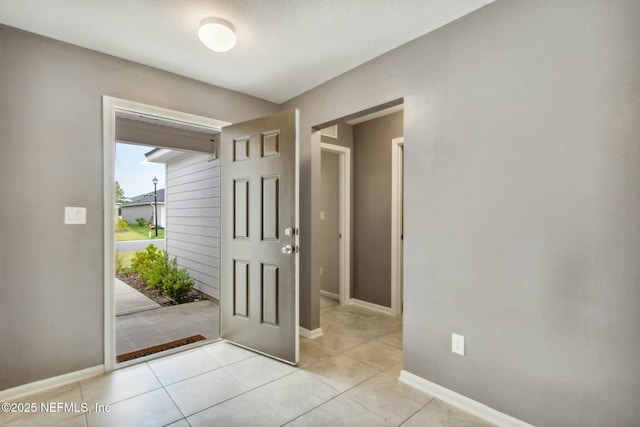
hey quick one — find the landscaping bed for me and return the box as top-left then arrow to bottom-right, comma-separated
116,271 -> 202,306
116,245 -> 202,305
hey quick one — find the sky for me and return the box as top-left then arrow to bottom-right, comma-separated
115,143 -> 166,198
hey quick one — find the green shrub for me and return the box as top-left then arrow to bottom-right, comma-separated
128,245 -> 194,302
115,252 -> 131,273
135,217 -> 150,227
162,257 -> 194,302
130,245 -> 166,287
146,252 -> 170,287
116,218 -> 129,232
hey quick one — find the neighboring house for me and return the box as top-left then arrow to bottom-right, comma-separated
120,189 -> 166,228
146,149 -> 220,299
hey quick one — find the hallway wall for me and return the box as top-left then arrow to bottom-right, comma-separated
352,111 -> 403,307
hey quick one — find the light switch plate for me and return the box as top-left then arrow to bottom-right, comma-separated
320,211 -> 325,220
65,207 -> 86,224
452,333 -> 465,356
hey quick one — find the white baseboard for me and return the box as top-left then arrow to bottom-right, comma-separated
0,365 -> 104,402
350,298 -> 392,315
399,370 -> 535,427
320,290 -> 339,300
299,326 -> 323,339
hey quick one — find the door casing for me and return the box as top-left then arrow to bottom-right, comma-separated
391,137 -> 404,316
102,96 -> 229,372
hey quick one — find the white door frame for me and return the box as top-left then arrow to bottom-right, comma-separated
391,137 -> 404,317
320,143 -> 351,306
102,96 -> 229,372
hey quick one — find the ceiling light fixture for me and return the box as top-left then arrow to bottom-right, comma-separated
198,17 -> 236,53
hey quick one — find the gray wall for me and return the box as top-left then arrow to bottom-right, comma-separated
352,111 -> 403,307
166,153 -> 221,299
0,25 -> 277,391
284,1 -> 640,426
320,151 -> 340,296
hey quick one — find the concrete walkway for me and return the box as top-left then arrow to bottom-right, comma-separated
115,279 -> 160,316
115,279 -> 220,357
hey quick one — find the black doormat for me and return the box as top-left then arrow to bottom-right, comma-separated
117,334 -> 207,363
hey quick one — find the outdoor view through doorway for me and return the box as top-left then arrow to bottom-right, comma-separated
114,141 -> 220,364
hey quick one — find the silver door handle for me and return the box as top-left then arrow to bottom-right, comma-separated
281,245 -> 294,255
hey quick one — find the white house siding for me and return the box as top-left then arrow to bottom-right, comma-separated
166,153 -> 220,299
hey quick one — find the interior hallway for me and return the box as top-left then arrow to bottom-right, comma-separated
1,304 -> 493,426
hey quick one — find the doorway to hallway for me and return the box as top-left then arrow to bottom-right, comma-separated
318,104 -> 404,321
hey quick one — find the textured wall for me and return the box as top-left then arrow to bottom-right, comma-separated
283,1 -> 640,426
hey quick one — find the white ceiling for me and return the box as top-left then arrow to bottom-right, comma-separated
0,0 -> 494,104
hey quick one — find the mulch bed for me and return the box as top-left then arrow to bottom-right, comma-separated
116,271 -> 203,306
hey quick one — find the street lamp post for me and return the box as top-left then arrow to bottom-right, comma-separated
152,177 -> 158,237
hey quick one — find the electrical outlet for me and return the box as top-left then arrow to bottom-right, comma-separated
452,333 -> 465,356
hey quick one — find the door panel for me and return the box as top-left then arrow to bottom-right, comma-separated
221,110 -> 299,364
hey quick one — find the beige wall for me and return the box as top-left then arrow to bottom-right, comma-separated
284,1 -> 640,426
0,24 -> 277,391
352,111 -> 403,307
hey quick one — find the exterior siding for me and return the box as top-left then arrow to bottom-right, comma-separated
166,153 -> 220,298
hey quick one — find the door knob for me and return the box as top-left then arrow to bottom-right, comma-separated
281,244 -> 294,255
285,227 -> 294,236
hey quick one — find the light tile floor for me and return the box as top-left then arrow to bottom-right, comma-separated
1,304 -> 495,427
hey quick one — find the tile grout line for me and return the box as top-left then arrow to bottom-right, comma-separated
75,380 -> 90,427
178,359 -> 300,421
396,397 -> 437,427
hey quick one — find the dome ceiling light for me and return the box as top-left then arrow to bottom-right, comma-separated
198,17 -> 237,52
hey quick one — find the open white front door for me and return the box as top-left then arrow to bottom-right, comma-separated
220,110 -> 299,364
